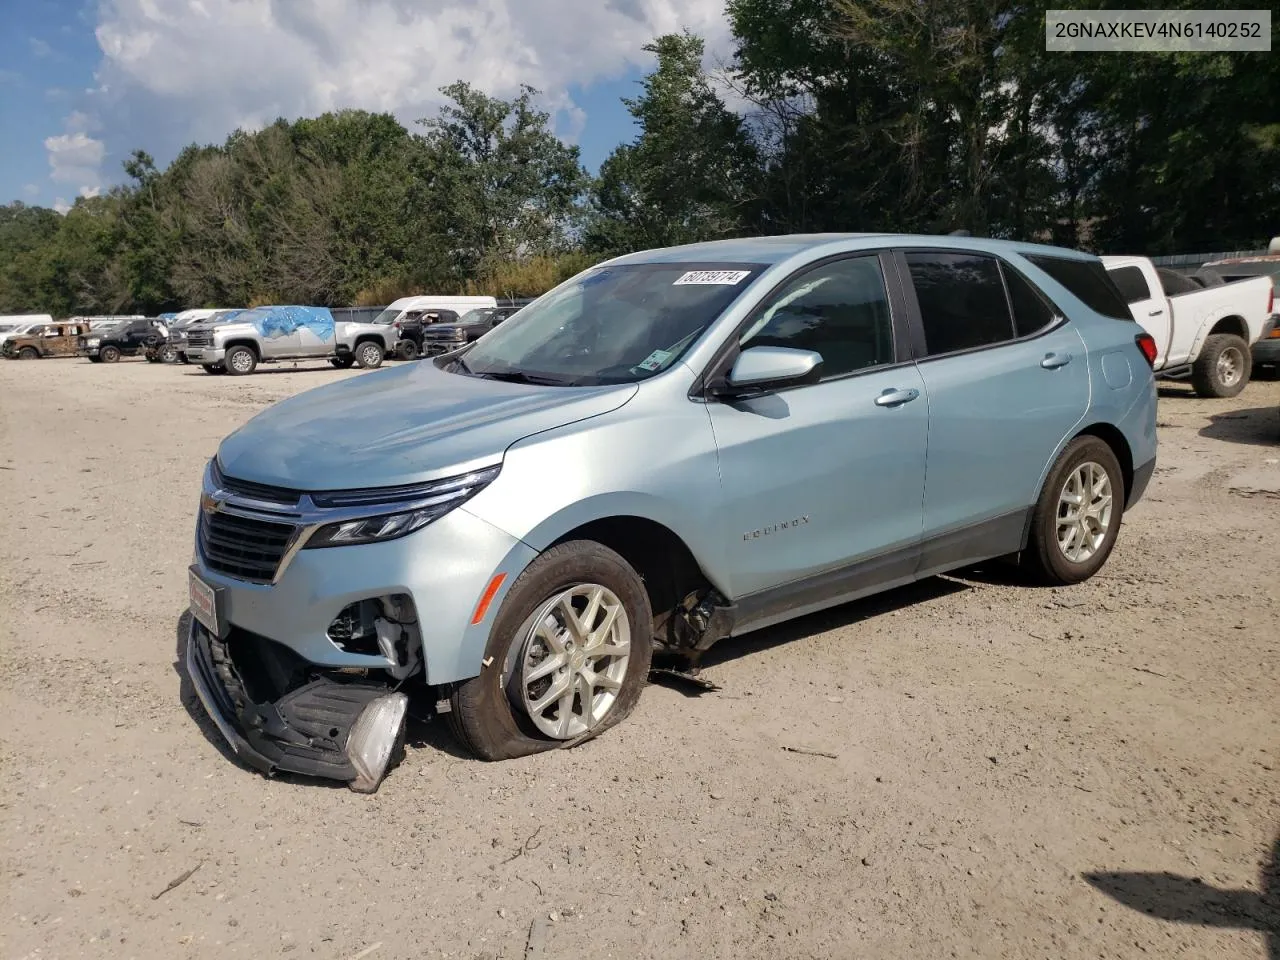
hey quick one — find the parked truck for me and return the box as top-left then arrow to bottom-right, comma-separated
146,308 -> 241,363
184,305 -> 399,375
1100,255 -> 1274,397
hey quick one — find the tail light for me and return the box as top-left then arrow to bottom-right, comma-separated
1134,332 -> 1158,368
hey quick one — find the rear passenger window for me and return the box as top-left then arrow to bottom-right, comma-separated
1107,266 -> 1151,304
905,252 -> 1014,356
1023,254 -> 1133,320
1002,265 -> 1059,337
739,255 -> 894,378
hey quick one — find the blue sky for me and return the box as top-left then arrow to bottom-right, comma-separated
0,0 -> 732,212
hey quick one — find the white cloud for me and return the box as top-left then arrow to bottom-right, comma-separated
53,198 -> 72,214
80,185 -> 102,198
23,183 -> 40,196
44,130 -> 106,190
87,0 -> 732,153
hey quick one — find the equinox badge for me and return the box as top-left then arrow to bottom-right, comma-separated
743,515 -> 810,541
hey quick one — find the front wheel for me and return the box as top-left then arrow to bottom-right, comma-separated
1023,436 -> 1124,586
1191,333 -> 1250,398
395,340 -> 420,361
100,345 -> 120,363
449,541 -> 653,760
225,345 -> 257,375
160,344 -> 178,363
355,340 -> 384,369
18,346 -> 40,360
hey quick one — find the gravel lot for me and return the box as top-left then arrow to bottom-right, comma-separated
2,356 -> 1277,960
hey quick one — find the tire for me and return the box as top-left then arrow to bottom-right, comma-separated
160,344 -> 178,363
202,363 -> 226,375
449,540 -> 654,761
146,354 -> 161,363
330,356 -> 355,369
355,340 -> 385,369
396,340 -> 420,361
1023,436 -> 1125,586
100,345 -> 121,363
225,345 -> 257,376
1191,333 -> 1250,398
18,346 -> 40,360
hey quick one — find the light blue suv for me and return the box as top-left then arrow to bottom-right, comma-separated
185,233 -> 1158,791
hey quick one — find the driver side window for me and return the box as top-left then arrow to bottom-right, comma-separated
740,255 -> 895,379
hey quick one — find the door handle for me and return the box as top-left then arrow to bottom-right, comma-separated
1040,352 -> 1072,369
1147,309 -> 1163,317
874,387 -> 920,407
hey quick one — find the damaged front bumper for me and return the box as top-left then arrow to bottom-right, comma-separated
185,620 -> 408,792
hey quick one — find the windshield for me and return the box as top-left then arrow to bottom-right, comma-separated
458,308 -> 494,325
371,307 -> 402,325
455,263 -> 763,385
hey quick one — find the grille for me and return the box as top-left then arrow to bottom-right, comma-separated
211,461 -> 300,506
187,332 -> 212,347
199,510 -> 296,582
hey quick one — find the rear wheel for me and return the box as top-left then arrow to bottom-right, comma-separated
356,340 -> 384,369
449,541 -> 653,760
1023,436 -> 1124,586
18,346 -> 39,360
225,345 -> 257,375
100,345 -> 120,363
1191,333 -> 1250,398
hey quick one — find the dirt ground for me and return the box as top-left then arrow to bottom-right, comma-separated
1,355 -> 1277,960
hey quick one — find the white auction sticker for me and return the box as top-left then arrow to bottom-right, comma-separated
673,270 -> 751,286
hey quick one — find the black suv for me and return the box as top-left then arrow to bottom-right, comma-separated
84,319 -> 168,363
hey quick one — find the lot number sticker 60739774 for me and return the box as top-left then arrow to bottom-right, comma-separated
673,270 -> 752,285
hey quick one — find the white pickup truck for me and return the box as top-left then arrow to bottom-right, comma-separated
1101,256 -> 1275,397
185,305 -> 398,375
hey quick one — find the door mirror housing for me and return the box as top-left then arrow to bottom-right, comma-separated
713,346 -> 824,397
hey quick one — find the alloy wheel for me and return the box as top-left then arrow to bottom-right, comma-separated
1056,461 -> 1113,563
1216,346 -> 1243,388
509,583 -> 631,740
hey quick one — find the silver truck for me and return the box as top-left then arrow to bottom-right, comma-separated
184,305 -> 398,375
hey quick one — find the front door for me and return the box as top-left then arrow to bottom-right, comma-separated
706,253 -> 929,608
898,250 -> 1090,573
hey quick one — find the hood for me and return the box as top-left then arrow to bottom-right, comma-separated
215,360 -> 638,490
424,322 -> 473,335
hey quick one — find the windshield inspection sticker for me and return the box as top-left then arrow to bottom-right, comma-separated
673,270 -> 751,286
638,349 -> 673,371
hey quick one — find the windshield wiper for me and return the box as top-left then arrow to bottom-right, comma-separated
473,368 -> 569,386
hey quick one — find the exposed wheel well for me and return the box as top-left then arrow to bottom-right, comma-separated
550,516 -> 707,638
354,334 -> 386,348
223,339 -> 260,358
1208,315 -> 1248,340
1073,423 -> 1133,506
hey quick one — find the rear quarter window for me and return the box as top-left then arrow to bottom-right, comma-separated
1024,254 -> 1134,321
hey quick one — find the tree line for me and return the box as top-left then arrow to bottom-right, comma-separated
2,0 -> 1277,316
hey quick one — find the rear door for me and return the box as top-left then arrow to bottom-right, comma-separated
896,249 -> 1090,575
1106,262 -> 1172,363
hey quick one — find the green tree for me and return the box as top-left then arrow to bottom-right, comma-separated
414,82 -> 587,285
586,32 -> 759,254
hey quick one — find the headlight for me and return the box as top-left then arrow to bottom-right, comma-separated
87,338 -> 100,346
304,466 -> 500,548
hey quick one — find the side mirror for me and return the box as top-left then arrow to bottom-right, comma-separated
713,346 -> 824,397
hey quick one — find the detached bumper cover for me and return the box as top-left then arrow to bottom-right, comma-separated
186,620 -> 389,781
